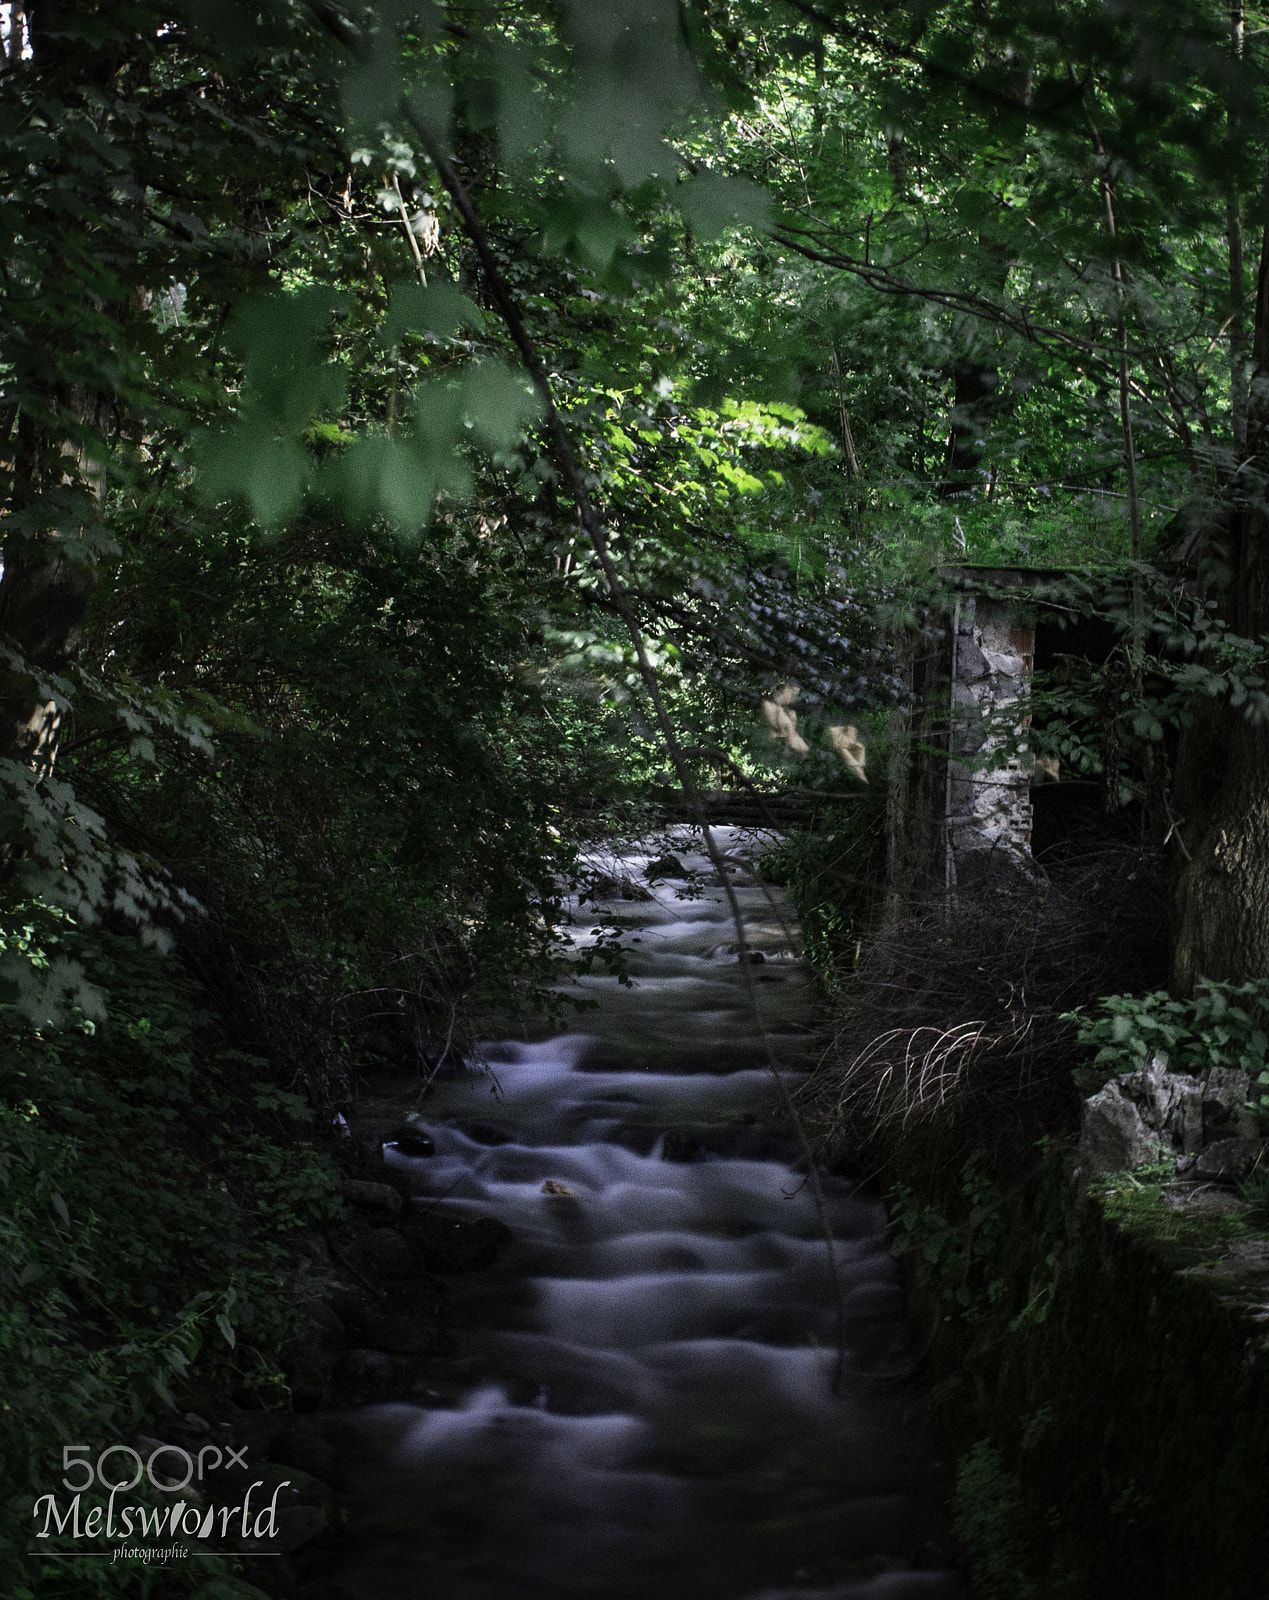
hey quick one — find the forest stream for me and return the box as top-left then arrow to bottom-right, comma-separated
325,830 -> 957,1600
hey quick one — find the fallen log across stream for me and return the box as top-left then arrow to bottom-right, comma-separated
652,789 -> 864,829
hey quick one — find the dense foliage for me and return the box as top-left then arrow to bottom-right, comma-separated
5,0 -> 1269,1594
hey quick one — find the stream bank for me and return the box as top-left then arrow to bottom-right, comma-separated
779,812 -> 1269,1600
794,860 -> 1269,1599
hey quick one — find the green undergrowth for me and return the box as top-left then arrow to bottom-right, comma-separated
1092,1165 -> 1241,1266
1065,979 -> 1269,1108
758,800 -> 886,989
0,902 -> 345,1599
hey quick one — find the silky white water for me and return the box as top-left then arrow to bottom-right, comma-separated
330,830 -> 958,1600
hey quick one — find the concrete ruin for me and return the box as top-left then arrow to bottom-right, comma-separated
943,582 -> 1037,890
888,566 -> 1110,901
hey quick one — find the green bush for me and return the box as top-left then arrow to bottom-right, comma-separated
1065,979 -> 1269,1116
952,1440 -> 1037,1600
0,904 -> 344,1597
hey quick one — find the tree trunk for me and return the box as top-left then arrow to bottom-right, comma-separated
940,354 -> 999,498
1169,204 -> 1269,990
0,542 -> 94,775
1171,708 -> 1269,990
0,6 -> 119,788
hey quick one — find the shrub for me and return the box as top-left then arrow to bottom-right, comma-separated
1065,978 -> 1269,1115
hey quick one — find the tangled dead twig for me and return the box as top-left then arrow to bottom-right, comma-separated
803,827 -> 1169,1173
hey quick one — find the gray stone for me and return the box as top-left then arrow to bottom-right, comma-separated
955,637 -> 989,681
273,1424 -> 338,1482
945,597 -> 1036,888
1118,1056 -> 1204,1153
1202,1067 -> 1258,1142
343,1179 -> 403,1215
1162,1183 -> 1247,1217
360,1310 -> 440,1357
335,1347 -> 396,1402
1079,1080 -> 1169,1177
1193,1137 -> 1266,1184
234,1462 -> 331,1553
304,1300 -> 346,1342
586,871 -> 653,902
327,1281 -> 377,1334
404,1210 -> 513,1272
349,1227 -> 412,1280
1179,1236 -> 1269,1284
982,648 -> 1025,678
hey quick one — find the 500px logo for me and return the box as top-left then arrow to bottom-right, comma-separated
31,1440 -> 294,1553
59,1441 -> 248,1493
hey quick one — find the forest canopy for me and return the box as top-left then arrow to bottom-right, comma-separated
3,0 -> 1269,1022
7,5 -> 1269,1594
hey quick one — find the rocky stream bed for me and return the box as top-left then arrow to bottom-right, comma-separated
242,830 -> 959,1600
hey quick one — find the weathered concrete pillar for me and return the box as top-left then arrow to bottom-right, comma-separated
945,592 -> 1037,890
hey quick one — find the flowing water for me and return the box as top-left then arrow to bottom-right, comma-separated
330,831 -> 958,1600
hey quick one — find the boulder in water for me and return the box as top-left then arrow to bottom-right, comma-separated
404,1210 -> 513,1271
343,1179 -> 403,1215
360,1309 -> 441,1357
387,1124 -> 435,1157
584,870 -> 653,902
335,1347 -> 395,1403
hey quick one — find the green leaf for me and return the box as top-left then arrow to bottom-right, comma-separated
324,433 -> 437,530
187,0 -> 293,64
405,75 -> 454,142
381,281 -> 486,346
462,362 -> 543,451
341,44 -> 405,128
537,193 -> 635,267
374,0 -> 442,31
492,47 -> 549,165
678,173 -> 773,240
228,289 -> 348,420
197,421 -> 312,526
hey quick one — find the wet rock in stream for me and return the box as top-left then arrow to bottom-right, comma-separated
335,1347 -> 396,1403
387,1124 -> 437,1157
403,1209 -> 514,1272
342,1178 -> 403,1215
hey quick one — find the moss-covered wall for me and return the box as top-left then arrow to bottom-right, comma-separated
899,1167 -> 1269,1600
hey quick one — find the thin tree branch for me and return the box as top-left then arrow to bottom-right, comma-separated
305,0 -> 855,1389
